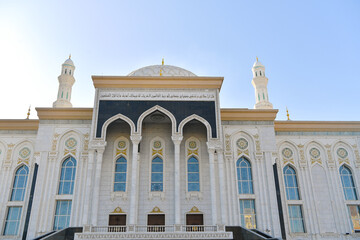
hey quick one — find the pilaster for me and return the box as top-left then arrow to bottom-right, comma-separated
129,134 -> 142,225
172,134 -> 183,225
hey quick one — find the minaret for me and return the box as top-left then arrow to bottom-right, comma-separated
53,56 -> 75,108
251,58 -> 273,109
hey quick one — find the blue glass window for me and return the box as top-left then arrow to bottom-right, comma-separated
288,205 -> 305,233
236,158 -> 253,194
239,199 -> 256,229
3,207 -> 22,235
340,165 -> 358,200
58,157 -> 77,195
114,157 -> 127,192
53,200 -> 72,230
151,157 -> 163,192
283,165 -> 300,200
188,157 -> 200,192
10,165 -> 29,201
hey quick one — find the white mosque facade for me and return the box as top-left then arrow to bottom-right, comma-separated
0,57 -> 359,240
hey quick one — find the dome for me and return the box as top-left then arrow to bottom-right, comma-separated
128,65 -> 196,77
63,57 -> 74,67
253,59 -> 264,68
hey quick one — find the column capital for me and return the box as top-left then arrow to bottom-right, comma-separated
171,134 -> 183,145
89,140 -> 107,151
130,134 -> 142,145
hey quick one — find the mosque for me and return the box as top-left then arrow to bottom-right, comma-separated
0,57 -> 359,240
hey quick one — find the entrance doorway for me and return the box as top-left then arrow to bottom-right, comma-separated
147,214 -> 165,232
186,214 -> 204,231
109,214 -> 126,232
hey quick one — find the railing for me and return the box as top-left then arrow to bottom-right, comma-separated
91,226 -> 127,232
89,225 -> 219,233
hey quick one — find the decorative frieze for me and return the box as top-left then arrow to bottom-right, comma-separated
282,147 -> 294,165
99,90 -> 216,101
297,144 -> 307,168
51,133 -> 60,151
325,144 -> 336,168
5,143 -> 15,164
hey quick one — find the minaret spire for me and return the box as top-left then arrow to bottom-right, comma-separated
53,56 -> 76,108
251,58 -> 273,109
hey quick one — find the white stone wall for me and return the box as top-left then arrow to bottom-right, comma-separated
276,134 -> 360,239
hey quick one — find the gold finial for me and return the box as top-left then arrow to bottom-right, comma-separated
162,58 -> 164,65
69,54 -> 71,59
256,56 -> 258,62
26,105 -> 31,120
286,107 -> 290,120
160,69 -> 163,76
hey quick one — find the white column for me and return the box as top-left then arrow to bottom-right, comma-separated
82,149 -> 95,225
207,145 -> 217,224
129,135 -> 142,225
217,149 -> 227,225
91,147 -> 105,226
172,135 -> 183,225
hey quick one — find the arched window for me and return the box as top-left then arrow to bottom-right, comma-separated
10,165 -> 29,201
236,157 -> 253,194
69,70 -> 71,75
188,157 -> 200,192
283,165 -> 300,200
340,165 -> 358,200
58,157 -> 76,195
151,157 -> 163,192
114,157 -> 127,192
64,69 -> 67,74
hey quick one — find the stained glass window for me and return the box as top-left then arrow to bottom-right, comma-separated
348,205 -> 360,232
53,200 -> 72,230
58,157 -> 76,195
236,157 -> 253,194
114,157 -> 127,192
151,157 -> 163,192
188,157 -> 200,192
283,165 -> 300,200
340,165 -> 357,200
3,207 -> 22,235
10,165 -> 29,201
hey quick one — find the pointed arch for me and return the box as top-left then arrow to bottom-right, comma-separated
178,114 -> 212,140
283,164 -> 300,200
101,113 -> 136,140
58,156 -> 77,195
339,164 -> 357,200
236,157 -> 253,194
10,164 -> 29,201
137,105 -> 176,135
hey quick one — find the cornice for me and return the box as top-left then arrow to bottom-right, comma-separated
92,76 -> 224,90
220,108 -> 278,121
36,108 -> 93,120
274,121 -> 360,132
0,120 -> 39,130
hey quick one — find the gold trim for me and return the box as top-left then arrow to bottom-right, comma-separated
187,149 -> 199,157
0,120 -> 39,130
188,206 -> 201,213
220,109 -> 278,121
92,76 -> 224,90
275,121 -> 360,132
64,149 -> 76,156
111,207 -> 125,214
150,207 -> 163,213
116,149 -> 127,157
36,108 -> 93,120
152,149 -> 163,156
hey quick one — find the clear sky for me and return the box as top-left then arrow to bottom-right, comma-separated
0,0 -> 359,120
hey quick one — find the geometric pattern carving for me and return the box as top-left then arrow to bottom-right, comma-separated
152,139 -> 164,157
150,206 -> 163,213
153,141 -> 162,149
111,207 -> 125,213
309,148 -> 322,165
115,139 -> 128,157
236,138 -> 248,150
19,147 -> 31,159
65,137 -> 77,149
352,145 -> 360,168
282,148 -> 293,158
337,147 -> 350,165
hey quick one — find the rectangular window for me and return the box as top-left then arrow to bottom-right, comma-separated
3,206 -> 22,235
348,205 -> 360,232
239,199 -> 256,229
288,205 -> 305,233
53,200 -> 72,230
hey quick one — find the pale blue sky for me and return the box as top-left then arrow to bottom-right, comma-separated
0,0 -> 359,120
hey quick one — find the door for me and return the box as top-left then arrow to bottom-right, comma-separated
186,214 -> 204,231
147,214 -> 165,232
109,214 -> 126,232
